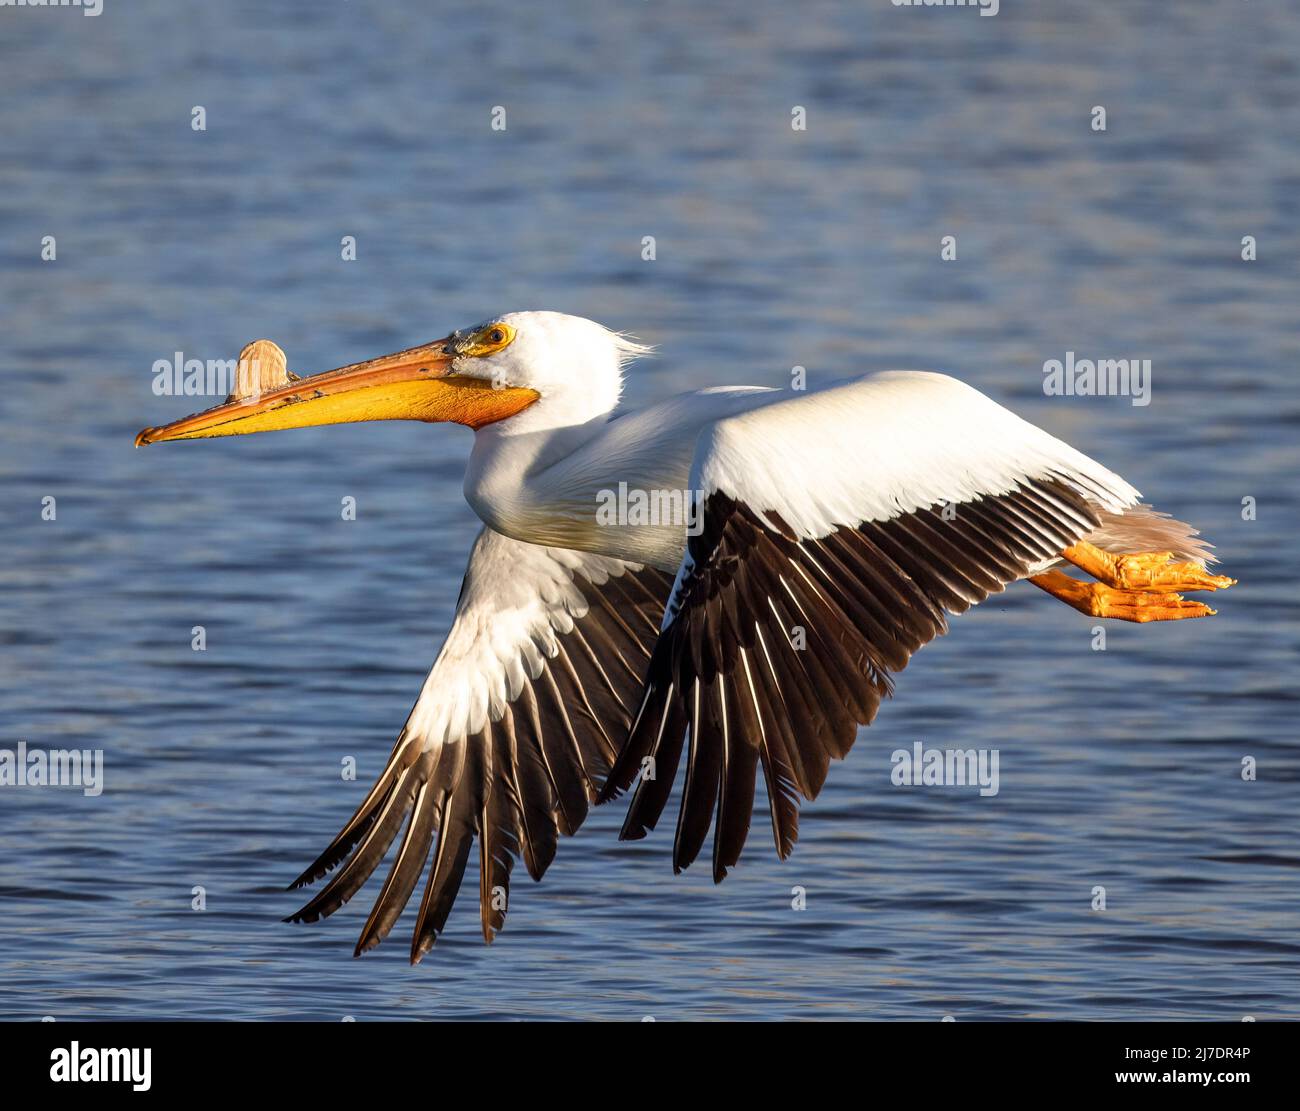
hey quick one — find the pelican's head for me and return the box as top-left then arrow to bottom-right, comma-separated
134,311 -> 649,446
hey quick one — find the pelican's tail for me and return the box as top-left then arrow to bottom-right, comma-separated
1084,503 -> 1218,567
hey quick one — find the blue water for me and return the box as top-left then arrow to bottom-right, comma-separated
2,0 -> 1298,1020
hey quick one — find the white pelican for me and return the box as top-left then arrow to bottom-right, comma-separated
135,311 -> 1234,962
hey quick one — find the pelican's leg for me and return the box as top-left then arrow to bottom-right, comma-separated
1060,539 -> 1236,593
1028,569 -> 1219,622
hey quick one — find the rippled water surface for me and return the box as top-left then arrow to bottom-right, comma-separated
2,1 -> 1298,1020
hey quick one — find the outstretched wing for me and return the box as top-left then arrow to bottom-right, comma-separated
287,526 -> 674,962
600,371 -> 1140,880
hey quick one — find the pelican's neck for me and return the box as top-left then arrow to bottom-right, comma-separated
461,386 -> 777,568
463,409 -> 616,545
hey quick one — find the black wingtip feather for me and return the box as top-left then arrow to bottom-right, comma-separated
622,482 -> 1101,884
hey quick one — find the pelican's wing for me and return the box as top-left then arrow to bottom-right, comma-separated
287,526 -> 673,962
600,371 -> 1140,880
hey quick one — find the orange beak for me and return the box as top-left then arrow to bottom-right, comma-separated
134,337 -> 539,446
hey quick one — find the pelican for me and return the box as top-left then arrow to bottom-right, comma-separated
135,311 -> 1234,962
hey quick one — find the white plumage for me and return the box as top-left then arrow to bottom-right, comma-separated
405,528 -> 651,748
692,370 -> 1140,535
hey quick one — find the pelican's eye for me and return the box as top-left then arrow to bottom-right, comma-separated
462,322 -> 516,357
